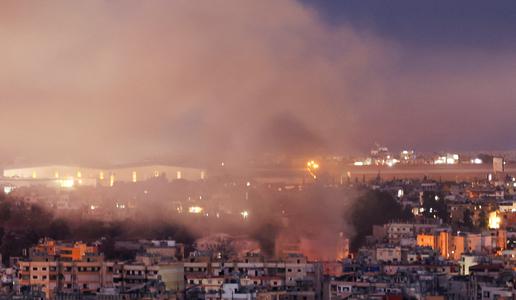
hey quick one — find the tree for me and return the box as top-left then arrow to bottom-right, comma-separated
463,209 -> 473,228
350,190 -> 408,250
208,237 -> 236,260
0,201 -> 11,222
421,192 -> 448,222
478,210 -> 487,229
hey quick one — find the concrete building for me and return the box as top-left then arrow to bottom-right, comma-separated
375,246 -> 402,263
113,262 -> 184,293
18,250 -> 111,298
386,223 -> 414,244
2,164 -> 206,190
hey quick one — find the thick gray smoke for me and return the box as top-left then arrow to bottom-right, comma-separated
0,0 -> 380,165
3,1 -> 516,166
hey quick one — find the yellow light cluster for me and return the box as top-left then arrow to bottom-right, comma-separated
306,160 -> 319,169
59,178 -> 74,188
188,206 -> 203,214
306,160 -> 320,179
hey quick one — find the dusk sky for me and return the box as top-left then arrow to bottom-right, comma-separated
1,1 -> 516,165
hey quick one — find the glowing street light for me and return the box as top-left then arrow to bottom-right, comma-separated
306,160 -> 319,179
188,206 -> 203,214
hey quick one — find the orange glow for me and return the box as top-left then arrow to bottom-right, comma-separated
417,234 -> 436,249
306,160 -> 320,179
188,206 -> 203,214
489,211 -> 501,229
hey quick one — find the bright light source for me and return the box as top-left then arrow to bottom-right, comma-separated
3,186 -> 13,194
188,206 -> 203,214
241,210 -> 249,219
307,160 -> 319,168
132,171 -> 137,183
353,161 -> 364,166
306,160 -> 320,179
488,211 -> 501,229
386,158 -> 399,167
59,178 -> 74,188
471,158 -> 483,164
246,181 -> 251,187
434,156 -> 447,164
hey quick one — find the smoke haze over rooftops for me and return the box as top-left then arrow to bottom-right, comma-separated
1,0 -> 516,166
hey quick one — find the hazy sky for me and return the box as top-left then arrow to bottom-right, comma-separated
1,1 -> 516,165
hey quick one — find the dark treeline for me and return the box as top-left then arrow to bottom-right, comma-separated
0,194 -> 196,264
350,189 -> 414,251
0,186 -> 412,264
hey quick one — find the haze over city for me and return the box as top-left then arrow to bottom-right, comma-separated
2,0 -> 516,166
0,1 -> 515,300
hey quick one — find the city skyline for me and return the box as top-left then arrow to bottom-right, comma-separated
0,3 -> 515,298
